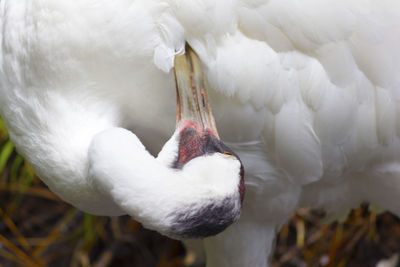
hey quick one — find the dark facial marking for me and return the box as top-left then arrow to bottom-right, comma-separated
169,197 -> 240,238
239,165 -> 245,202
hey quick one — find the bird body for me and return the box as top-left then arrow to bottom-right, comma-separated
1,0 -> 400,266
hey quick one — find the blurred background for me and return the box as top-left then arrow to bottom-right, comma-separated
1,115 -> 400,267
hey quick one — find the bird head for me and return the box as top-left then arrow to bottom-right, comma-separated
156,46 -> 245,238
90,45 -> 245,239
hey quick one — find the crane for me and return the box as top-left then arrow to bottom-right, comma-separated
1,1 -> 400,266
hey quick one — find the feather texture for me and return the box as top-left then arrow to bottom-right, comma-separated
1,0 -> 400,266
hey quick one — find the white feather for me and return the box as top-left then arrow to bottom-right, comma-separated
1,0 -> 400,266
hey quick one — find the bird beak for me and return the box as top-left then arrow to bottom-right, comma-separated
174,44 -> 220,138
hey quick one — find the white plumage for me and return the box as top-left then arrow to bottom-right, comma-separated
1,0 -> 400,266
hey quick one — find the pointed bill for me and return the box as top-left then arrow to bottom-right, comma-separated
174,44 -> 219,138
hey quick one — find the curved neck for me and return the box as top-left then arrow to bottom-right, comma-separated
88,127 -> 241,238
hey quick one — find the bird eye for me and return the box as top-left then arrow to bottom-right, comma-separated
223,152 -> 234,157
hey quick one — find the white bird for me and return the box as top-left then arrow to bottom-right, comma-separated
1,0 -> 400,266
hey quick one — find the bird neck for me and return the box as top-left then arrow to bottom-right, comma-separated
204,220 -> 277,267
88,127 -> 242,238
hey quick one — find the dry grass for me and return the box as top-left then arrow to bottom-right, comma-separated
1,116 -> 400,266
272,207 -> 400,267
